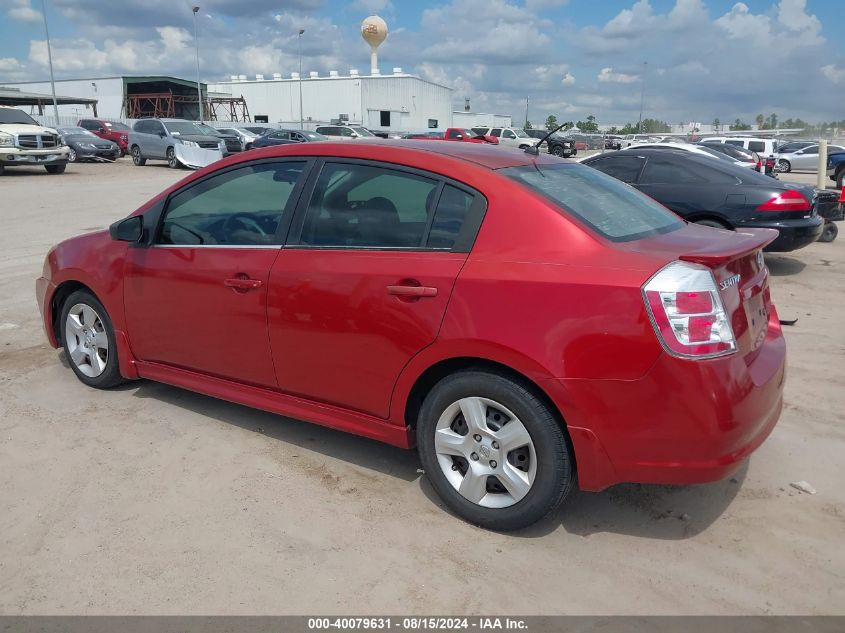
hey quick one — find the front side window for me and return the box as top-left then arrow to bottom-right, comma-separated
158,162 -> 305,246
502,163 -> 682,241
503,130 -> 516,139
298,163 -> 437,248
802,146 -> 818,155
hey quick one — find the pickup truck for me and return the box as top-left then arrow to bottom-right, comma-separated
0,106 -> 69,175
826,151 -> 845,189
407,128 -> 498,144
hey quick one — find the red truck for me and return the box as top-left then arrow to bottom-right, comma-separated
77,119 -> 131,156
408,128 -> 498,145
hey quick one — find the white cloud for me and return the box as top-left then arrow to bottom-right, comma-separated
7,0 -> 41,23
821,64 -> 845,84
561,72 -> 575,86
350,0 -> 393,13
0,57 -> 24,72
597,67 -> 639,83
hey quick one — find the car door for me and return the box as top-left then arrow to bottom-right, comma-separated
501,129 -> 517,147
634,156 -> 733,221
791,145 -> 816,170
123,159 -> 310,387
145,120 -> 167,159
268,160 -> 484,418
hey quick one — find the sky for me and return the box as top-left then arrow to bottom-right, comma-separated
0,0 -> 843,126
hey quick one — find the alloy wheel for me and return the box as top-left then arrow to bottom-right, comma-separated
434,397 -> 536,508
68,148 -> 77,162
64,303 -> 109,378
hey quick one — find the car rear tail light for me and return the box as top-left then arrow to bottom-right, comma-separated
756,190 -> 811,212
755,160 -> 762,172
643,261 -> 736,358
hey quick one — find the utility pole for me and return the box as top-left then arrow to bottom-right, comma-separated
637,61 -> 647,133
40,0 -> 59,126
298,29 -> 305,130
192,6 -> 203,121
525,95 -> 530,129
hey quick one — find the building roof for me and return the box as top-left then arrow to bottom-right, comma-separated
3,75 -> 205,89
0,86 -> 98,107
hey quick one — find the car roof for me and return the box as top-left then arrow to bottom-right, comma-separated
227,138 -> 564,170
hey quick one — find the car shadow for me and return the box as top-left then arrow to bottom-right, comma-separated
129,380 -> 421,482
765,254 -> 806,276
126,376 -> 746,539
419,462 -> 747,540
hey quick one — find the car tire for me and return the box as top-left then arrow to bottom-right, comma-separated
570,149 -> 577,157
819,222 -> 838,243
120,149 -> 126,158
837,169 -> 845,190
166,147 -> 179,169
777,159 -> 791,173
0,164 -> 4,175
59,289 -> 124,389
695,218 -> 731,230
245,143 -> 253,151
45,164 -> 66,174
131,146 -> 146,166
68,148 -> 78,163
551,145 -> 565,157
417,370 -> 574,531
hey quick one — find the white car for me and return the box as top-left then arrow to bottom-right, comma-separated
314,125 -> 377,141
472,127 -> 539,149
622,134 -> 653,147
0,106 -> 70,174
627,142 -> 758,170
701,136 -> 780,158
775,143 -> 845,173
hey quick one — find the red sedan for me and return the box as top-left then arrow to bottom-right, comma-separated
36,141 -> 785,530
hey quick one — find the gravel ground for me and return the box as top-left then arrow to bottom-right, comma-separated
0,158 -> 843,615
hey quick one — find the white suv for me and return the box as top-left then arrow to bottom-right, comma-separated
314,125 -> 377,140
472,127 -> 539,149
0,106 -> 69,175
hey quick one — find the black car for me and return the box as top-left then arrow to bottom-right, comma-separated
524,129 -> 576,157
252,129 -> 327,148
605,136 -> 623,150
582,148 -> 824,252
56,127 -> 120,162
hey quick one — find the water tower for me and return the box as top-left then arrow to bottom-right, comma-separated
361,16 -> 388,75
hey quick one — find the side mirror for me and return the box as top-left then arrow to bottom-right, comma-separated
109,216 -> 143,243
158,131 -> 167,138
455,134 -> 463,140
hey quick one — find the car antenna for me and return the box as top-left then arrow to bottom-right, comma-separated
525,122 -> 571,156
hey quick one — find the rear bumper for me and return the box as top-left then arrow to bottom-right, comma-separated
543,309 -> 786,492
740,217 -> 824,252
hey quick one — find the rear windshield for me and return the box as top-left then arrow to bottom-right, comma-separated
502,163 -> 683,242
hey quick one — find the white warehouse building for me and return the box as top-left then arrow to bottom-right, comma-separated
209,69 -> 458,132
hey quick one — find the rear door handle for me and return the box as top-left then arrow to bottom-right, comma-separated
224,277 -> 263,291
387,285 -> 438,298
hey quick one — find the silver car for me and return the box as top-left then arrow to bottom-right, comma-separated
129,118 -> 224,169
776,143 -> 845,173
215,125 -> 274,150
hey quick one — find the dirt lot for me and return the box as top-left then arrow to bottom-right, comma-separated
0,159 -> 843,615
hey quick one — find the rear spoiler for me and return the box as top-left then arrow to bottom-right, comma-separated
679,228 -> 778,266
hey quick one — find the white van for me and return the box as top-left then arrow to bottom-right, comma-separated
701,136 -> 780,156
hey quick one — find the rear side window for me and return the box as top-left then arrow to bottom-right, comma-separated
502,163 -> 682,241
490,129 -> 502,137
159,162 -> 305,246
298,163 -> 437,248
748,141 -> 765,153
587,156 -> 644,183
429,185 -> 474,249
639,157 -> 707,184
725,140 -> 743,147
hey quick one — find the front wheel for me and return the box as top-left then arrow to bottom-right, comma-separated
819,221 -> 838,243
68,148 -> 78,163
45,164 -> 66,174
167,147 -> 179,169
551,145 -> 565,157
417,371 -> 573,531
60,290 -> 124,389
131,146 -> 146,166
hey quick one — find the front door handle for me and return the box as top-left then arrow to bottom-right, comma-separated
387,284 -> 438,298
224,276 -> 263,291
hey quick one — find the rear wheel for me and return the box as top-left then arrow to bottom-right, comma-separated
45,164 -> 66,174
166,147 -> 179,169
60,290 -> 124,389
131,146 -> 146,166
417,370 -> 573,531
776,159 -> 791,173
552,145 -> 565,157
695,218 -> 731,230
819,221 -> 838,243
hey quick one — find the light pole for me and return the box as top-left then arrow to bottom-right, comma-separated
192,6 -> 203,122
524,95 -> 530,129
40,0 -> 59,126
298,29 -> 305,130
637,61 -> 647,134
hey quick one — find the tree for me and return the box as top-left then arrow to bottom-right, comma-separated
755,114 -> 765,129
767,113 -> 778,130
524,119 -> 532,130
713,117 -> 721,133
576,115 -> 598,132
730,118 -> 752,131
545,115 -> 558,131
